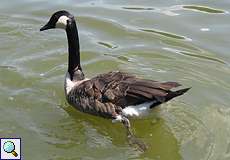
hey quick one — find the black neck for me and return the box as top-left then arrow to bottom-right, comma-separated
66,19 -> 83,81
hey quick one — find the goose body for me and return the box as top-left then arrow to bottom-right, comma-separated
40,10 -> 190,124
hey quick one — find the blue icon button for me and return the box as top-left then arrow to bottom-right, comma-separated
0,138 -> 21,160
3,141 -> 18,157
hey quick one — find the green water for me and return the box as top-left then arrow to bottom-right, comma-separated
0,0 -> 230,159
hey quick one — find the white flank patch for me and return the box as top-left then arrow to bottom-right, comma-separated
64,72 -> 89,95
122,101 -> 155,117
112,115 -> 123,123
56,15 -> 69,29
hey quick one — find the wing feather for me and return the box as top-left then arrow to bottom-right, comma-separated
69,71 -> 189,118
90,71 -> 181,107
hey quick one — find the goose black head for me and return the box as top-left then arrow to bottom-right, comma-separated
40,10 -> 74,31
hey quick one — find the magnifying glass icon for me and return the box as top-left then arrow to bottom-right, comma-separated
3,141 -> 18,157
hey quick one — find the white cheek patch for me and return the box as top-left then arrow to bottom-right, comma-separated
56,15 -> 69,29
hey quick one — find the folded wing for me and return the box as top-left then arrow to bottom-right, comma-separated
91,71 -> 188,107
70,71 -> 190,118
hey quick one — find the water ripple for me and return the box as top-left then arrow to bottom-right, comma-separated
163,47 -> 226,64
140,29 -> 191,41
161,102 -> 215,160
183,5 -> 227,14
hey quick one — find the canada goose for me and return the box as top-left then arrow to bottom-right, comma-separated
40,10 -> 190,150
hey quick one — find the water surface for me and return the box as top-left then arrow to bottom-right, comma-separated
0,0 -> 230,159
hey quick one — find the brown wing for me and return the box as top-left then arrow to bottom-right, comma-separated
69,71 -> 189,118
90,71 -> 183,107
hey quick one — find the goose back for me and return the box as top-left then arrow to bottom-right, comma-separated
66,71 -> 189,118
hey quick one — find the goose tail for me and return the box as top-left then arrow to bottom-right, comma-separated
166,87 -> 191,101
